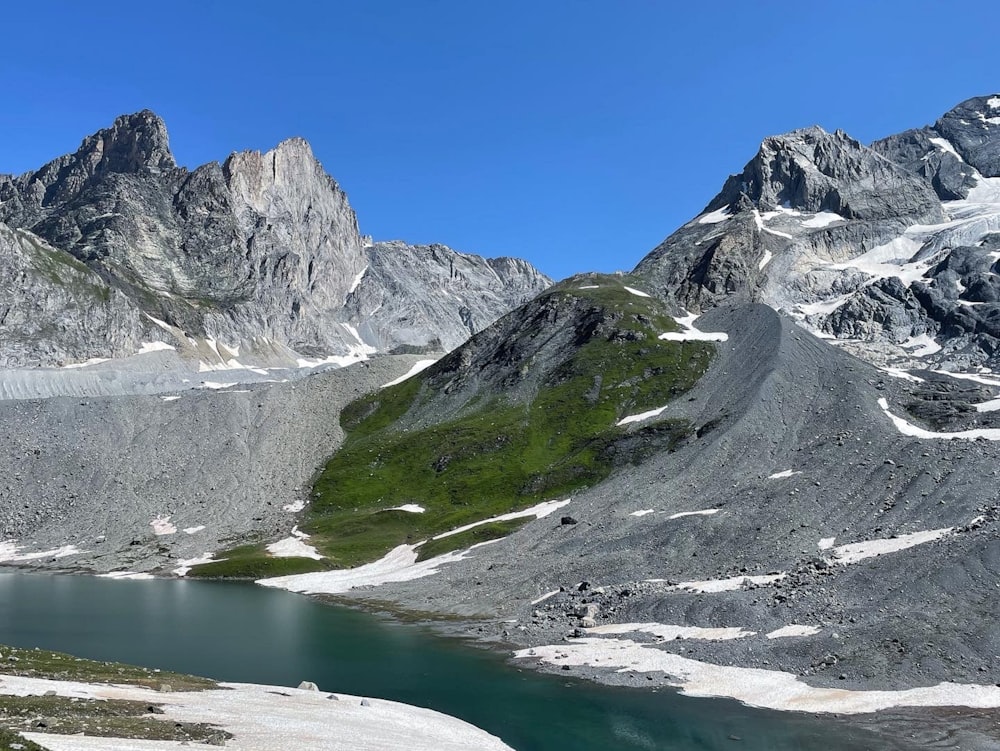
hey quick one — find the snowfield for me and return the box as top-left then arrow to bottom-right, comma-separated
1,675 -> 513,751
514,638 -> 1000,714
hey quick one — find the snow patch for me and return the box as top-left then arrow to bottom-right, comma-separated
182,526 -> 205,535
656,573 -> 786,593
801,212 -> 845,228
430,499 -> 571,541
766,625 -> 822,639
266,527 -> 323,560
818,537 -> 836,550
830,528 -> 954,564
658,311 -> 729,342
348,265 -> 368,294
768,470 -> 800,479
200,381 -> 239,390
988,97 -> 1000,109
381,359 -> 437,388
531,589 -> 561,605
150,516 -> 176,536
758,249 -> 773,270
901,333 -> 941,357
387,504 -> 426,514
929,137 -> 962,160
667,509 -> 719,520
514,638 -> 1000,714
0,542 -> 85,563
617,405 -> 668,426
629,509 -> 656,517
98,572 -> 156,581
282,500 -> 306,513
975,397 -> 1000,413
173,553 -> 218,577
7,675 -> 513,751
623,286 -> 650,298
752,210 -> 793,239
697,206 -> 731,224
258,540 -> 499,595
137,341 -> 175,354
61,357 -> 111,369
160,395 -> 182,401
879,397 -> 1000,440
933,370 -> 1000,388
586,622 -> 754,641
880,368 -> 925,383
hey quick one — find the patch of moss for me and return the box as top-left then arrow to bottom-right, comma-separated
302,276 -> 712,567
0,695 -> 229,745
22,235 -> 112,303
0,727 -> 46,751
0,645 -> 214,691
186,544 -> 333,579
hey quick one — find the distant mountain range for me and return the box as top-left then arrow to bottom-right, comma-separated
0,111 -> 551,368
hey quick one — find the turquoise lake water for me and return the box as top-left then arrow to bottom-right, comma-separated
0,572 -> 896,750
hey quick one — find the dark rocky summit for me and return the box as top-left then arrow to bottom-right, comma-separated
0,111 -> 550,367
635,95 -> 1000,371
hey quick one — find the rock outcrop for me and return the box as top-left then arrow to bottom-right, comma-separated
0,112 -> 550,367
635,95 -> 1000,370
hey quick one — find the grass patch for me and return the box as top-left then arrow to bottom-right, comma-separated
0,727 -> 46,751
415,519 -> 529,562
0,695 -> 230,745
185,544 -> 333,579
301,276 -> 713,568
0,645 -> 214,691
20,233 -> 112,302
0,644 -> 227,746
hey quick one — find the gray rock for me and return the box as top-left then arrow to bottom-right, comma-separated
705,126 -> 943,224
297,681 -> 319,691
935,94 -> 1000,177
0,111 -> 550,367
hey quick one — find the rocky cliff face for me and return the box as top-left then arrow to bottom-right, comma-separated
635,95 -> 1000,370
0,112 -> 550,367
343,241 -> 551,353
0,224 -> 147,368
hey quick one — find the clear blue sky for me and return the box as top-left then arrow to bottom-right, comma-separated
1,1 -> 997,280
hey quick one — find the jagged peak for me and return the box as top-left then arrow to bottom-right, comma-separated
74,109 -> 176,174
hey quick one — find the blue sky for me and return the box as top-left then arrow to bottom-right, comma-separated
1,1 -> 997,280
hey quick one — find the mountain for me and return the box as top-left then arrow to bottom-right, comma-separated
5,96 -> 1000,744
635,95 -> 1000,372
0,111 -> 550,367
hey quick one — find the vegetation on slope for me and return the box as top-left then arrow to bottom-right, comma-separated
192,276 -> 716,577
310,277 -> 714,561
0,644 -> 225,748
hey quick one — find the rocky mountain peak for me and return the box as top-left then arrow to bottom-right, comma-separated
58,109 -> 176,179
934,94 -> 1000,177
706,125 -> 943,224
0,112 -> 551,367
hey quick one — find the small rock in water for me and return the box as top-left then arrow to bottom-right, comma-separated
360,698 -> 371,707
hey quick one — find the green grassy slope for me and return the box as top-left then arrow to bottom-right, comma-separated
192,276 -> 716,577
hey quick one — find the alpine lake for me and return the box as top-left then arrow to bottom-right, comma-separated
0,571 -> 903,750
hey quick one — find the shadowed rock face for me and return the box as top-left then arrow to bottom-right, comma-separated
0,112 -> 550,367
636,95 -> 1000,371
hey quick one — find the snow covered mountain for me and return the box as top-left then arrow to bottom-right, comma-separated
635,94 -> 1000,372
